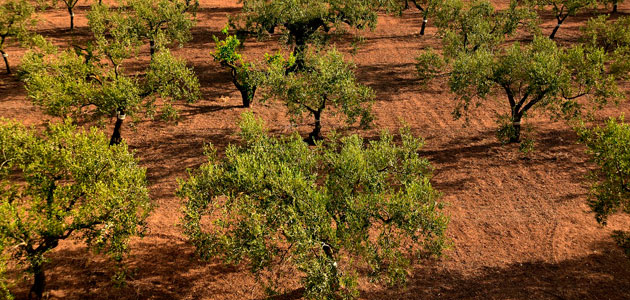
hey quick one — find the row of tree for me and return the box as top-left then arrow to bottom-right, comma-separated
0,0 -> 629,299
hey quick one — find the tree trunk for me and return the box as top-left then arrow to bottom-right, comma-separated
232,69 -> 256,108
549,19 -> 563,40
420,14 -> 428,36
28,262 -> 45,300
0,50 -> 9,74
238,86 -> 255,108
109,109 -> 125,146
306,111 -> 323,145
510,113 -> 522,143
68,7 -> 74,31
149,40 -> 155,58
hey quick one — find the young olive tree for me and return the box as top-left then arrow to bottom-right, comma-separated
212,29 -> 262,108
0,0 -> 38,74
263,48 -> 374,144
234,0 -> 387,69
0,119 -> 152,300
20,40 -> 200,145
528,0 -> 599,39
179,112 -> 449,300
577,117 -> 630,254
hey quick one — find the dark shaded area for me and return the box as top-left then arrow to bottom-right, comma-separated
363,241 -> 630,300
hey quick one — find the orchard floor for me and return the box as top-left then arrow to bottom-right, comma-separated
2,1 -> 630,299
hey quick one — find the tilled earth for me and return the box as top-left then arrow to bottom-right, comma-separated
1,1 -> 630,299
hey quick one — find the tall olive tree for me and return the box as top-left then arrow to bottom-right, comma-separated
417,0 -> 619,143
263,48 -> 374,144
234,0 -> 387,69
19,40 -> 200,145
0,0 -> 38,74
179,112 -> 449,299
0,119 -> 152,300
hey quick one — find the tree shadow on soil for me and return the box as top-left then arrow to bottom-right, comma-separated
362,240 -> 630,300
9,238 -> 243,300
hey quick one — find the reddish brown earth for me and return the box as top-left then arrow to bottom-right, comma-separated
2,1 -> 630,299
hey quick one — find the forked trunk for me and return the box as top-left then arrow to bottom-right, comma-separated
110,109 -> 125,146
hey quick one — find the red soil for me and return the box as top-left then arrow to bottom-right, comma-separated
1,0 -> 630,299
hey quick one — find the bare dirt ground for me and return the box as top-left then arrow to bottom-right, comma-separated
2,1 -> 630,299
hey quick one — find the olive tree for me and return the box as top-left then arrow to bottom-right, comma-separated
0,0 -> 38,74
263,48 -> 374,144
234,0 -> 387,69
179,112 -> 449,299
528,0 -> 599,39
212,29 -> 262,108
577,117 -> 630,255
0,119 -> 152,300
19,28 -> 199,145
417,0 -> 619,143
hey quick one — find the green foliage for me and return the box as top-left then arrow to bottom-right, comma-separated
0,0 -> 39,74
0,238 -> 11,300
0,119 -> 152,299
582,15 -> 630,78
577,116 -> 630,225
179,112 -> 449,299
262,48 -> 374,142
212,28 -> 262,107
